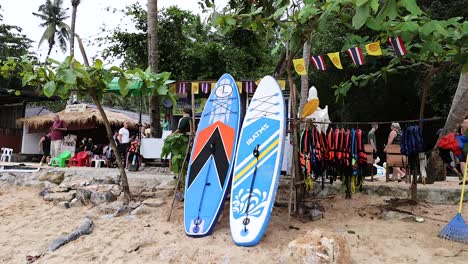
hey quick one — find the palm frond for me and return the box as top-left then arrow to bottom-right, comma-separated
38,24 -> 56,48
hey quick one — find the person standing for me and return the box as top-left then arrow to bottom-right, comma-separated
118,121 -> 131,166
38,133 -> 51,166
49,114 -> 67,158
368,123 -> 379,156
459,116 -> 468,184
384,122 -> 405,181
173,108 -> 192,135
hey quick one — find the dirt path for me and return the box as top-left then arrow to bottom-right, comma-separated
0,187 -> 467,263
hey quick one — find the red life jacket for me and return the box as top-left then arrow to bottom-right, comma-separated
356,129 -> 367,165
327,128 -> 335,162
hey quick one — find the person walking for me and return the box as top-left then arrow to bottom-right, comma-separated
38,133 -> 51,166
384,122 -> 406,181
118,121 -> 131,166
49,114 -> 67,158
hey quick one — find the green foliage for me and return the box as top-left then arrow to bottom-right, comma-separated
99,4 -> 276,80
161,133 -> 189,177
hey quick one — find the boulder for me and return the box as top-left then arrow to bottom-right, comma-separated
131,204 -> 152,215
43,191 -> 76,202
50,186 -> 71,193
75,188 -> 92,205
69,198 -> 83,208
38,171 -> 65,184
129,200 -> 142,209
282,229 -> 351,264
91,201 -> 125,215
57,201 -> 71,209
90,191 -> 117,205
142,198 -> 165,208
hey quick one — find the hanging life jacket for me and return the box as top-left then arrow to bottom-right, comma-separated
401,125 -> 424,156
355,128 -> 367,165
438,133 -> 462,157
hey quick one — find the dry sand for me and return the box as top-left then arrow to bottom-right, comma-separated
1,186 -> 467,264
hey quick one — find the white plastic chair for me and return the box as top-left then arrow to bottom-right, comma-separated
91,157 -> 106,168
1,148 -> 13,162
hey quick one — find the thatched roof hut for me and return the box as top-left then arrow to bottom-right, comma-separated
17,105 -> 138,131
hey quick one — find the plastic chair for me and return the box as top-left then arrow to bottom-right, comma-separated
91,158 -> 106,168
50,151 -> 72,167
68,151 -> 90,167
1,148 -> 13,162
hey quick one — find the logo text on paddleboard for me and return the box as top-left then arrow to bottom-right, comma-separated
246,124 -> 269,146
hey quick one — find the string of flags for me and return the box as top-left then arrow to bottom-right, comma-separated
170,79 -> 287,94
293,36 -> 408,75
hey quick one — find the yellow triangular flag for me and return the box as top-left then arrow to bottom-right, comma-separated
327,52 -> 343,69
277,80 -> 286,90
255,79 -> 261,86
236,81 -> 242,94
169,83 -> 176,91
292,58 -> 307,75
191,82 -> 199,94
211,82 -> 216,90
365,42 -> 382,56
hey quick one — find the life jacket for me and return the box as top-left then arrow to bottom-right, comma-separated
438,133 -> 462,157
356,129 -> 367,165
401,125 -> 424,156
300,129 -> 309,173
327,128 -> 335,163
333,128 -> 342,164
343,129 -> 351,167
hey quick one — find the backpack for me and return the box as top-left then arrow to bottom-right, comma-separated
400,125 -> 424,156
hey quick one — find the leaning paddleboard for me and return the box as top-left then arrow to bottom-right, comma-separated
230,76 -> 286,246
184,73 -> 241,237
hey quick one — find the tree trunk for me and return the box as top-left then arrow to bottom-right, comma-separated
440,72 -> 468,136
70,0 -> 80,56
91,92 -> 131,205
75,34 -> 89,67
147,0 -> 161,138
298,42 -> 310,121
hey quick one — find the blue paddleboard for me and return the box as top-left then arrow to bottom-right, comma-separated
230,76 -> 286,246
184,74 -> 241,237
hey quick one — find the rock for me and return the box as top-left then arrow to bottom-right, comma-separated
310,209 -> 323,221
43,181 -> 59,189
142,198 -> 165,208
38,171 -> 65,184
282,229 -> 351,264
383,210 -> 411,220
90,191 -> 117,205
50,186 -> 71,193
129,200 -> 142,209
75,188 -> 92,205
131,204 -> 152,215
0,173 -> 17,185
48,217 -> 94,251
57,201 -> 70,209
43,191 -> 76,202
69,198 -> 83,208
113,205 -> 132,217
39,188 -> 49,197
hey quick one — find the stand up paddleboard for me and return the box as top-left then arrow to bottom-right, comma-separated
230,76 -> 286,246
184,74 -> 241,237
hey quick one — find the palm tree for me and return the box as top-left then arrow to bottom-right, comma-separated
148,0 -> 162,138
69,0 -> 80,56
33,0 -> 70,58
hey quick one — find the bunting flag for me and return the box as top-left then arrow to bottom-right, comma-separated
236,81 -> 242,94
293,58 -> 307,75
346,47 -> 365,65
388,36 -> 407,56
310,55 -> 327,71
327,52 -> 343,69
365,42 -> 383,56
169,83 -> 176,91
177,82 -> 187,94
277,80 -> 286,90
243,81 -> 255,93
211,82 -> 216,91
200,82 -> 210,94
191,82 -> 199,94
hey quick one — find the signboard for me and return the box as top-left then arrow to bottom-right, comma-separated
173,98 -> 207,116
65,104 -> 86,113
61,134 -> 77,156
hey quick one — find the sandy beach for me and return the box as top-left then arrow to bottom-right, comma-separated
1,186 -> 467,264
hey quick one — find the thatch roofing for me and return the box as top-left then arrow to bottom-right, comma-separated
17,106 -> 138,130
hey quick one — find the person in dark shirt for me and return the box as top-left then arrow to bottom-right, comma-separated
173,108 -> 192,134
38,133 -> 51,166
